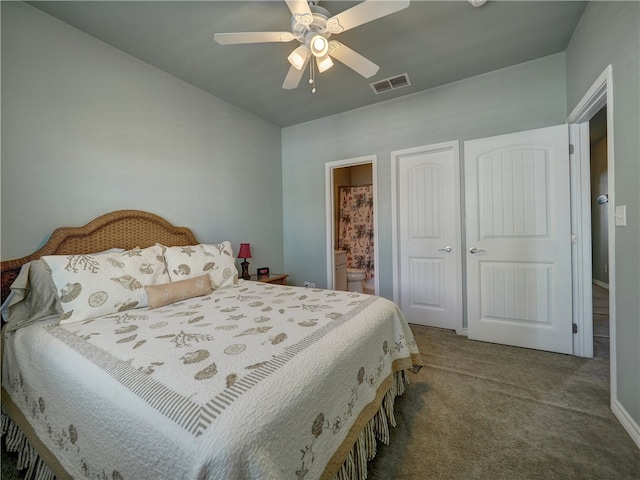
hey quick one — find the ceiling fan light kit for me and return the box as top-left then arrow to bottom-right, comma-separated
287,44 -> 310,70
214,0 -> 410,93
308,33 -> 329,57
315,54 -> 334,73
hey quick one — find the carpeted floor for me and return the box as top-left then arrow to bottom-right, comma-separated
367,284 -> 640,480
3,285 -> 639,479
592,283 -> 610,339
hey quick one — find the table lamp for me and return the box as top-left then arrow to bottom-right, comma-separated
238,243 -> 252,280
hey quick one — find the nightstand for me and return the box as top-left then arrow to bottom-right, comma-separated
252,273 -> 288,285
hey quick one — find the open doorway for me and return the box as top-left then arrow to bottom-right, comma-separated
589,107 -> 610,356
325,156 -> 378,295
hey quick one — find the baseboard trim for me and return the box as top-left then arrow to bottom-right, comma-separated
592,279 -> 609,290
612,398 -> 640,449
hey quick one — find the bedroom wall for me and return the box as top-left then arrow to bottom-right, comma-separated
1,2 -> 284,275
282,53 -> 567,298
566,0 -> 640,438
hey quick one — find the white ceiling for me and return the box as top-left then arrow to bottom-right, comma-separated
27,1 -> 588,127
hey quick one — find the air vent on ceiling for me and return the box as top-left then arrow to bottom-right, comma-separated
370,73 -> 411,94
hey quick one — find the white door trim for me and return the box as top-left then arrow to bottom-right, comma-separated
567,66 -> 614,360
325,155 -> 379,294
391,140 -> 463,334
567,65 -> 631,441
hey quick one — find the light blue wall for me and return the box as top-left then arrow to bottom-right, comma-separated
1,2 -> 284,274
566,1 -> 640,431
282,53 -> 567,297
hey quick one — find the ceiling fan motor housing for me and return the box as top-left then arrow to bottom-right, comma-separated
290,4 -> 333,53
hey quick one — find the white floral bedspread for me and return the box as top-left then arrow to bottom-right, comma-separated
2,281 -> 421,480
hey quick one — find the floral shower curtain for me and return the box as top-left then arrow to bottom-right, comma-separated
338,185 -> 374,279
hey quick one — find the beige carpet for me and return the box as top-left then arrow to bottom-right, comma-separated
592,284 -> 610,339
367,286 -> 639,479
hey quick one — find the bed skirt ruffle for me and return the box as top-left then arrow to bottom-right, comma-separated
1,408 -> 56,480
2,368 -> 412,480
333,369 -> 409,480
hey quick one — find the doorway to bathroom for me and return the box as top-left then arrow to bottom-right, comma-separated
325,156 -> 378,295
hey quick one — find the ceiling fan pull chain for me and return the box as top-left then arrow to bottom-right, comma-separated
309,58 -> 317,94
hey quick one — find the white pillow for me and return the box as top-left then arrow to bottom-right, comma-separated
161,242 -> 238,289
43,245 -> 170,324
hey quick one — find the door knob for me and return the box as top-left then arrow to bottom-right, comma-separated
438,246 -> 452,252
468,247 -> 486,254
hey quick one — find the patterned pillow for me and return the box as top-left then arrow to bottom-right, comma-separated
145,274 -> 212,309
161,242 -> 238,289
43,245 -> 170,324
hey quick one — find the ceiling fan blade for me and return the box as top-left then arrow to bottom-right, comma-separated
214,32 -> 294,45
327,0 -> 410,34
283,59 -> 309,89
328,41 -> 379,78
285,0 -> 312,17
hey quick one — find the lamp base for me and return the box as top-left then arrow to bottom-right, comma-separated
241,260 -> 250,280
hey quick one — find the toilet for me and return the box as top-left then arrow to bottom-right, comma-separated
346,268 -> 366,293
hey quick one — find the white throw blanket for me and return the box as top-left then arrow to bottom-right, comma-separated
2,281 -> 422,480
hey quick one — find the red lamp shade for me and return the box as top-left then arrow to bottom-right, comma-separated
238,243 -> 252,259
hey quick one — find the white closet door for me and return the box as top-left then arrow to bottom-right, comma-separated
393,141 -> 462,332
464,125 -> 573,354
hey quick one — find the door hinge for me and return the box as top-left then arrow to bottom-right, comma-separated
572,323 -> 578,334
571,233 -> 577,244
569,144 -> 575,155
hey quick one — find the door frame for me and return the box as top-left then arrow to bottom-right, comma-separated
567,66 -> 617,404
567,65 -> 615,358
325,155 -> 379,294
391,140 -> 463,334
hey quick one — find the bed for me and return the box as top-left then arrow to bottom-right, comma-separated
1,210 -> 422,480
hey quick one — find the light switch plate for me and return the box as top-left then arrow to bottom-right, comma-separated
615,205 -> 627,226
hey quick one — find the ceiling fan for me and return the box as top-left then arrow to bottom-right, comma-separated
214,0 -> 410,92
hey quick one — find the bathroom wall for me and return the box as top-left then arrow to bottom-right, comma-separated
349,164 -> 373,186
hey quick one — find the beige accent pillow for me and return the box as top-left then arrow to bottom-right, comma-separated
145,274 -> 212,309
43,245 -> 170,324
161,242 -> 238,289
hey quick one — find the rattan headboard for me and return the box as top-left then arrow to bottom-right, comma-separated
0,210 -> 199,303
